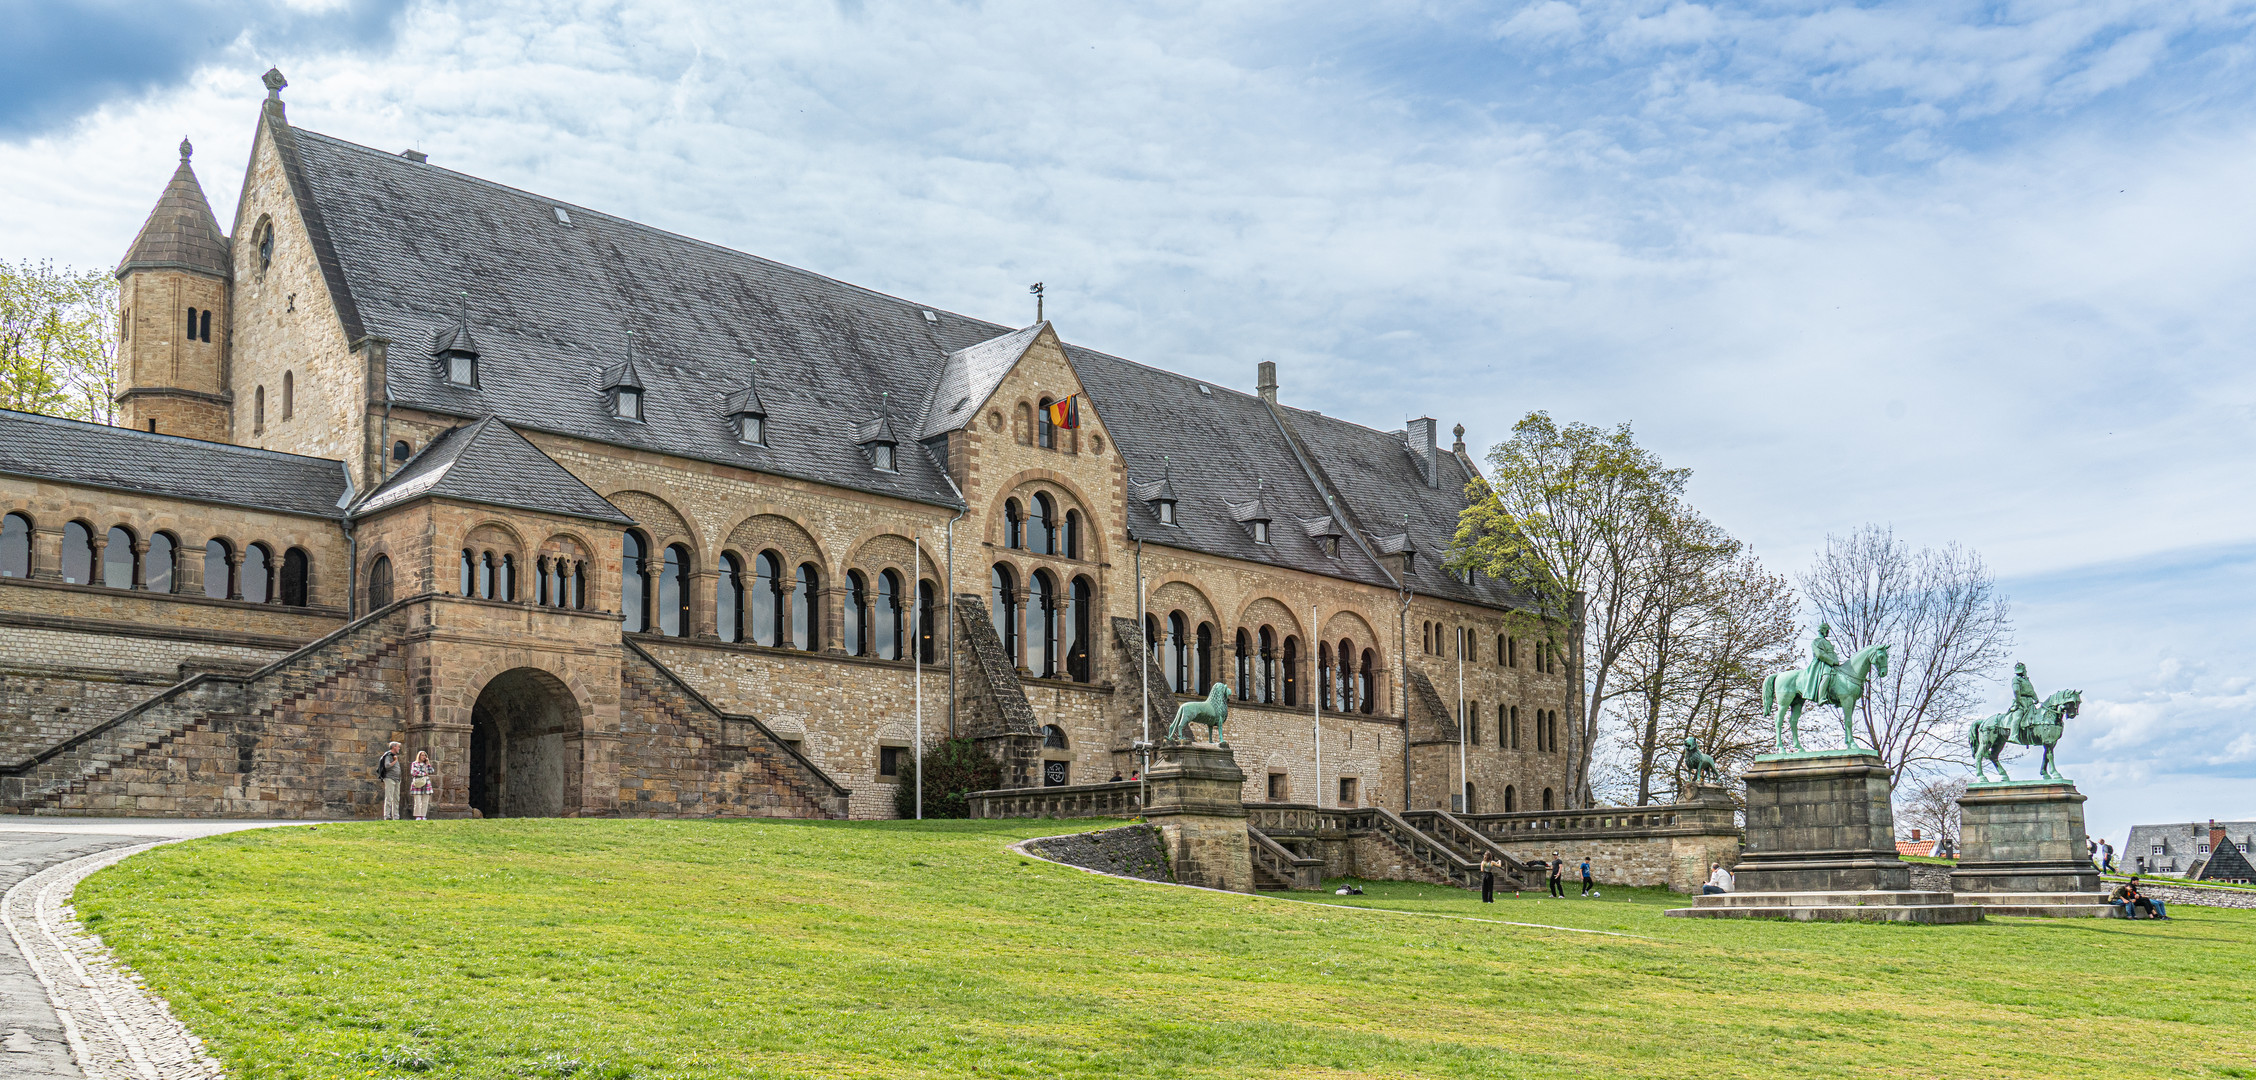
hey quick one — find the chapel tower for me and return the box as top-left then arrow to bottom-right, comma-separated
114,138 -> 232,441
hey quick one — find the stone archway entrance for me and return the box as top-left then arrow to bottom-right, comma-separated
468,668 -> 581,818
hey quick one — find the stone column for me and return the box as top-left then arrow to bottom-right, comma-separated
1142,742 -> 1253,893
1951,781 -> 2105,915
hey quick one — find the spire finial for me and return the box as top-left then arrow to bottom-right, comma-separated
262,68 -> 288,100
178,137 -> 193,161
624,327 -> 635,365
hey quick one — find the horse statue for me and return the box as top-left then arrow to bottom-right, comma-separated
1970,688 -> 2081,782
1677,735 -> 1722,788
1167,683 -> 1231,744
1761,643 -> 1890,753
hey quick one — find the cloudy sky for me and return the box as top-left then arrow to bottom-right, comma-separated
4,0 -> 2251,841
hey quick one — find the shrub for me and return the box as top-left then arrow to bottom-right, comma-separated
893,737 -> 1002,819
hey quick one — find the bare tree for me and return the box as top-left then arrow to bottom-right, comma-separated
1612,515 -> 1801,804
1450,412 -> 1685,808
1797,525 -> 2014,786
1897,776 -> 1968,854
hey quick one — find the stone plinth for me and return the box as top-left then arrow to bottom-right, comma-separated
1667,750 -> 1981,923
1951,781 -> 2107,917
1735,750 -> 1909,893
1142,742 -> 1252,894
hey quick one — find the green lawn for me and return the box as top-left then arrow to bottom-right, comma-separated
75,819 -> 2256,1080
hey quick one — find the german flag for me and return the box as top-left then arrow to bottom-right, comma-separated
1046,393 -> 1081,430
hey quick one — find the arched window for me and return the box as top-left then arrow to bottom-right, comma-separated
393,440 -> 413,462
1504,785 -> 1517,812
1168,611 -> 1189,693
1063,510 -> 1080,560
1042,724 -> 1068,749
478,551 -> 495,600
1497,703 -> 1508,747
146,532 -> 175,593
101,525 -> 136,589
845,570 -> 870,656
256,220 -> 274,270
1004,499 -> 1024,550
281,370 -> 294,420
1037,397 -> 1056,449
254,385 -> 266,431
61,522 -> 94,584
918,579 -> 938,664
199,309 -> 210,342
204,539 -> 232,599
502,553 -> 518,602
1066,576 -> 1092,682
243,543 -> 272,604
1509,705 -> 1520,749
572,562 -> 586,609
753,552 -> 783,646
657,545 -> 688,636
0,513 -> 29,578
1317,642 -> 1333,710
1031,493 -> 1056,556
1235,628 -> 1253,701
1258,626 -> 1277,704
876,569 -> 902,661
1029,570 -> 1057,677
1497,634 -> 1508,667
1358,648 -> 1375,714
716,553 -> 742,643
1144,613 -> 1161,667
990,564 -> 1018,666
621,531 -> 650,632
1195,622 -> 1214,694
1542,788 -> 1555,811
1421,621 -> 1430,654
1337,638 -> 1354,712
281,546 -> 310,605
367,554 -> 394,608
1283,636 -> 1299,706
791,564 -> 819,650
1015,402 -> 1033,445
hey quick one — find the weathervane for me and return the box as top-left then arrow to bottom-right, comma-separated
1029,282 -> 1044,323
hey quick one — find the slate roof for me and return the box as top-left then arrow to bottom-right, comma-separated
275,122 -> 1535,613
117,140 -> 230,278
0,408 -> 347,518
355,417 -> 631,524
2123,820 -> 2256,877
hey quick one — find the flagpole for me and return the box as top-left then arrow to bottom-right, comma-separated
1457,624 -> 1467,814
913,531 -> 924,821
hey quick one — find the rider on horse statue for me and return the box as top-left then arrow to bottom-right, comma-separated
1801,623 -> 1843,703
2008,662 -> 2039,742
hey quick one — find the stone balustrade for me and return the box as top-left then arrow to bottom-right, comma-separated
967,780 -> 1144,820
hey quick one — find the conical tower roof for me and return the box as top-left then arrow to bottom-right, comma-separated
117,138 -> 230,278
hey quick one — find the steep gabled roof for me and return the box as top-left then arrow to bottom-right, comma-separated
118,140 -> 230,278
0,409 -> 346,518
917,324 -> 1043,439
354,417 -> 631,524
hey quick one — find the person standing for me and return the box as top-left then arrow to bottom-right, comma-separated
1547,854 -> 1566,898
1580,857 -> 1595,897
376,741 -> 402,821
408,750 -> 436,821
2100,839 -> 2115,874
1480,855 -> 1499,904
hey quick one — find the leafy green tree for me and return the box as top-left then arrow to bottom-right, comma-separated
1448,411 -> 1687,807
0,259 -> 119,423
892,737 -> 1003,819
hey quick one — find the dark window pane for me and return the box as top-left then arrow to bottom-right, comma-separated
0,514 -> 29,578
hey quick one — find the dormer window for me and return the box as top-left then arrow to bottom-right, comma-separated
1136,474 -> 1179,527
1250,520 -> 1269,544
433,294 -> 481,388
724,371 -> 769,447
855,410 -> 901,474
600,331 -> 646,422
1156,499 -> 1176,525
737,413 -> 764,444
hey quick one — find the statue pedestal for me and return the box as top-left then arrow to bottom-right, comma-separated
1668,751 -> 1980,923
1143,743 -> 1253,894
1951,781 -> 2107,917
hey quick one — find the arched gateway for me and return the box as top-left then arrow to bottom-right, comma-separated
468,668 -> 581,818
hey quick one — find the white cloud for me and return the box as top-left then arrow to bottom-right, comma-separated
1494,1 -> 1583,43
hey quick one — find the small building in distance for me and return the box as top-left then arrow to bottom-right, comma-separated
2123,819 -> 2255,879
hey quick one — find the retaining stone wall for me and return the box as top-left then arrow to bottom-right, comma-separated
1024,824 -> 1173,883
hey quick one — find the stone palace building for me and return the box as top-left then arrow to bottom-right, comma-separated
0,73 -> 1582,821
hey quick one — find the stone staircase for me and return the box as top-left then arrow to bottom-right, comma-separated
1249,826 -> 1323,890
618,640 -> 850,819
0,602 -> 416,816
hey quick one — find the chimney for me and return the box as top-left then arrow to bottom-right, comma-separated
1257,361 -> 1277,404
402,149 -> 427,163
2213,820 -> 2226,850
1407,417 -> 1439,487
1911,828 -> 1921,842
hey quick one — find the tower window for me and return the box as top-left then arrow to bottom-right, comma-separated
281,370 -> 293,419
256,221 -> 274,270
393,440 -> 412,461
200,309 -> 211,342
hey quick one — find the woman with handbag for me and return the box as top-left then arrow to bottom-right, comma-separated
408,750 -> 436,821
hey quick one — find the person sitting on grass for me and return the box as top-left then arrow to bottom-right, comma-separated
1702,862 -> 1733,895
2110,877 -> 2167,919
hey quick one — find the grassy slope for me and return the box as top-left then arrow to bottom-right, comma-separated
74,819 -> 2256,1080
